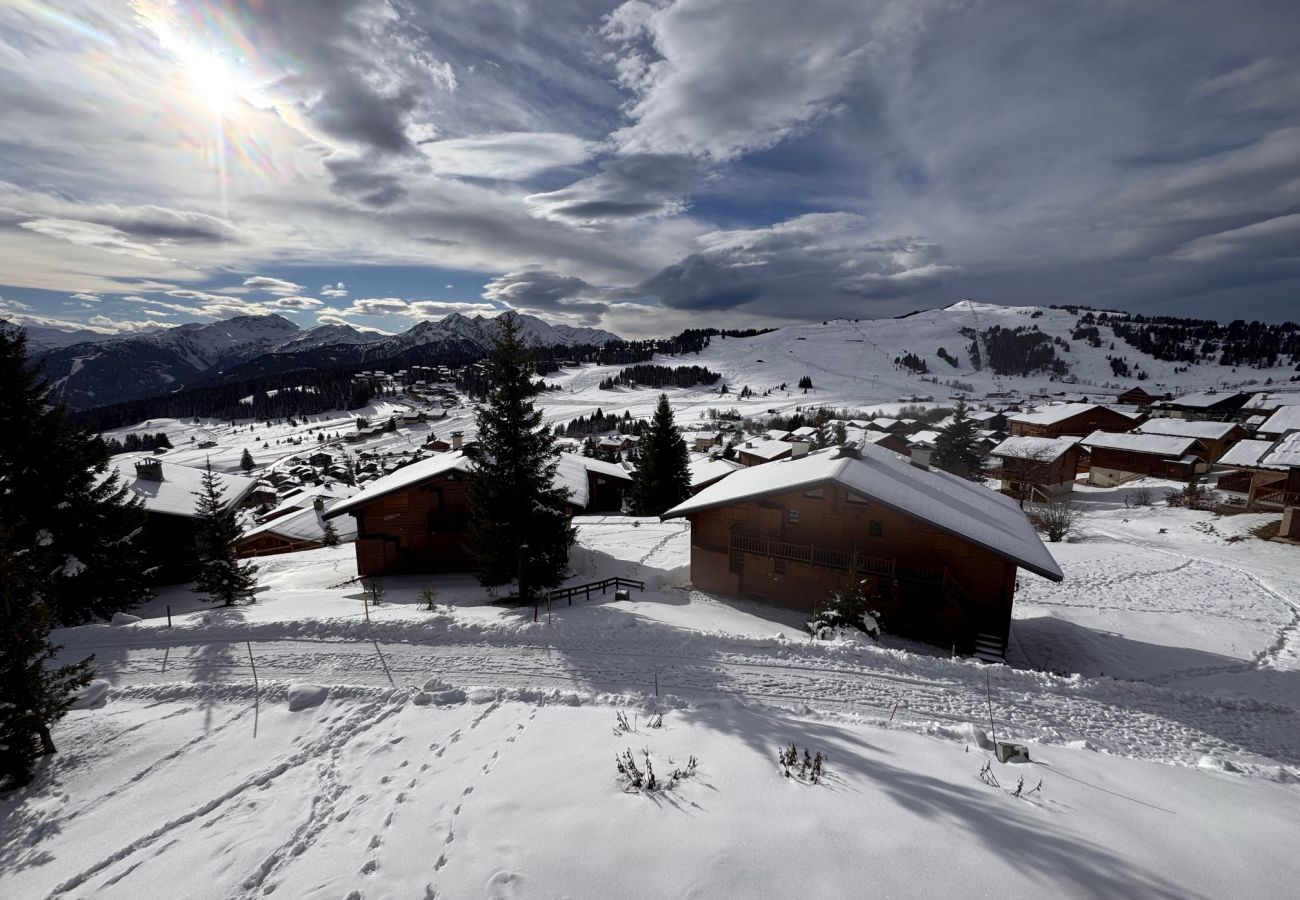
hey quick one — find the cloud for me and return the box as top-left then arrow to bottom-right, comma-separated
325,155 -> 409,207
269,295 -> 325,310
242,276 -> 307,296
18,218 -> 167,260
637,213 -> 955,316
419,132 -> 595,179
525,153 -> 701,223
329,297 -> 497,320
321,282 -> 349,298
87,315 -> 173,333
1168,213 -> 1300,264
70,292 -> 101,302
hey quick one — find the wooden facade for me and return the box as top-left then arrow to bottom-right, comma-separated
991,445 -> 1081,501
237,531 -> 325,558
1086,446 -> 1199,484
677,481 -> 1020,654
350,468 -> 475,576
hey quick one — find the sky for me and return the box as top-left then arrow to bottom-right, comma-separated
0,0 -> 1298,340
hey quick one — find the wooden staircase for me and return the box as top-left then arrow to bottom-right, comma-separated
973,631 -> 1007,664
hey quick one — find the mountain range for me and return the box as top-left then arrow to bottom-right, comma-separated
21,312 -> 620,409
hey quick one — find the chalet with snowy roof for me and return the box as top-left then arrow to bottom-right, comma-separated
110,458 -> 258,583
662,443 -> 1063,659
868,417 -> 907,434
308,451 -> 334,468
1133,419 -> 1245,463
737,438 -> 803,467
1008,403 -> 1140,439
691,431 -> 722,452
238,497 -> 358,558
1216,432 -> 1300,511
858,430 -> 911,458
1154,390 -> 1250,421
324,451 -> 631,576
1256,406 -> 1300,441
689,456 -> 744,494
989,436 -> 1082,501
1116,386 -> 1169,408
1080,431 -> 1206,485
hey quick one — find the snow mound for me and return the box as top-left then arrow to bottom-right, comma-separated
467,687 -> 497,704
287,684 -> 329,711
110,612 -> 142,626
413,679 -> 468,706
72,679 -> 110,709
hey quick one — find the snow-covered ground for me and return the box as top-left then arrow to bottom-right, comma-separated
6,488 -> 1300,898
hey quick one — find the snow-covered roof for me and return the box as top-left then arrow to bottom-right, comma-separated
909,429 -> 941,446
242,499 -> 358,544
990,435 -> 1080,462
109,459 -> 256,519
1134,419 -> 1239,441
689,456 -> 744,489
1244,391 -> 1300,411
325,450 -> 627,519
791,426 -> 818,437
1258,406 -> 1300,436
1080,431 -> 1199,457
1216,439 -> 1277,469
1262,431 -> 1300,469
764,428 -> 793,441
324,451 -> 473,518
1164,390 -> 1244,408
663,445 -> 1062,582
739,438 -> 794,460
869,417 -> 900,430
1008,402 -> 1134,426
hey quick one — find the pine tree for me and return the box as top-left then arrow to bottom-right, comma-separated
240,447 -> 254,472
0,530 -> 94,788
464,314 -> 574,602
632,394 -> 692,516
192,460 -> 258,606
0,324 -> 150,626
320,517 -> 340,546
930,400 -> 986,480
832,421 -> 848,445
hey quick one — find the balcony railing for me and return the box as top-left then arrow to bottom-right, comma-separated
728,528 -> 944,584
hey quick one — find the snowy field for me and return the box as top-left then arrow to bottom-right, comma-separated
5,489 -> 1300,898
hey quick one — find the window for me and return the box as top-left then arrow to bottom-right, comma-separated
846,492 -> 870,505
802,487 -> 824,499
787,508 -> 800,524
869,520 -> 883,537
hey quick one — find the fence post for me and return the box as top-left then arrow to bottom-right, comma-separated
247,641 -> 258,690
166,605 -> 172,628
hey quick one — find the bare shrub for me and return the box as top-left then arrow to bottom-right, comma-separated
1126,486 -> 1153,507
1032,500 -> 1080,542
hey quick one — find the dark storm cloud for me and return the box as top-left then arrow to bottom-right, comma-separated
324,156 -> 409,207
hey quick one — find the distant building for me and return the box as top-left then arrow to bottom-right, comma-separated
1132,419 -> 1245,463
1008,403 -> 1140,439
988,436 -> 1082,501
736,438 -> 803,467
1154,390 -> 1250,421
1080,431 -> 1205,485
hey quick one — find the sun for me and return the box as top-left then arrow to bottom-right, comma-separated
184,50 -> 239,118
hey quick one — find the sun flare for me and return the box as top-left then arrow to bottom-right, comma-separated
184,50 -> 239,118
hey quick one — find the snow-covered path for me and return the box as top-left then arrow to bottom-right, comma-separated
67,622 -> 1299,776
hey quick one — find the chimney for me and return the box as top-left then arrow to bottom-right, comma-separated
908,443 -> 931,470
451,431 -> 464,450
313,497 -> 325,511
134,458 -> 164,481
789,440 -> 810,459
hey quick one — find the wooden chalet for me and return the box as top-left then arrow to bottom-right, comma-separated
988,435 -> 1082,501
1080,431 -> 1205,485
324,451 -> 632,577
736,438 -> 802,467
112,458 -> 257,583
1008,403 -> 1140,439
1154,390 -> 1250,421
1133,418 -> 1245,463
662,444 -> 1063,659
1116,386 -> 1168,408
858,430 -> 911,458
1256,406 -> 1300,441
690,431 -> 722,452
1216,432 -> 1300,511
238,497 -> 358,558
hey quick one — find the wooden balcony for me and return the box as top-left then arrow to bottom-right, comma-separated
727,528 -> 944,584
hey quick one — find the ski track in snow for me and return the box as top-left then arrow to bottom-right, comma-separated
76,626 -> 1300,774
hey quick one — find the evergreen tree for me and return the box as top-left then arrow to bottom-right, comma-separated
320,517 -> 341,547
632,394 -> 692,516
930,400 -> 986,480
239,447 -> 255,472
192,461 -> 258,606
464,314 -> 574,602
832,421 -> 848,445
0,530 -> 94,788
0,324 -> 150,626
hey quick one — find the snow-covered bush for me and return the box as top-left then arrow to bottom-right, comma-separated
807,566 -> 881,639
